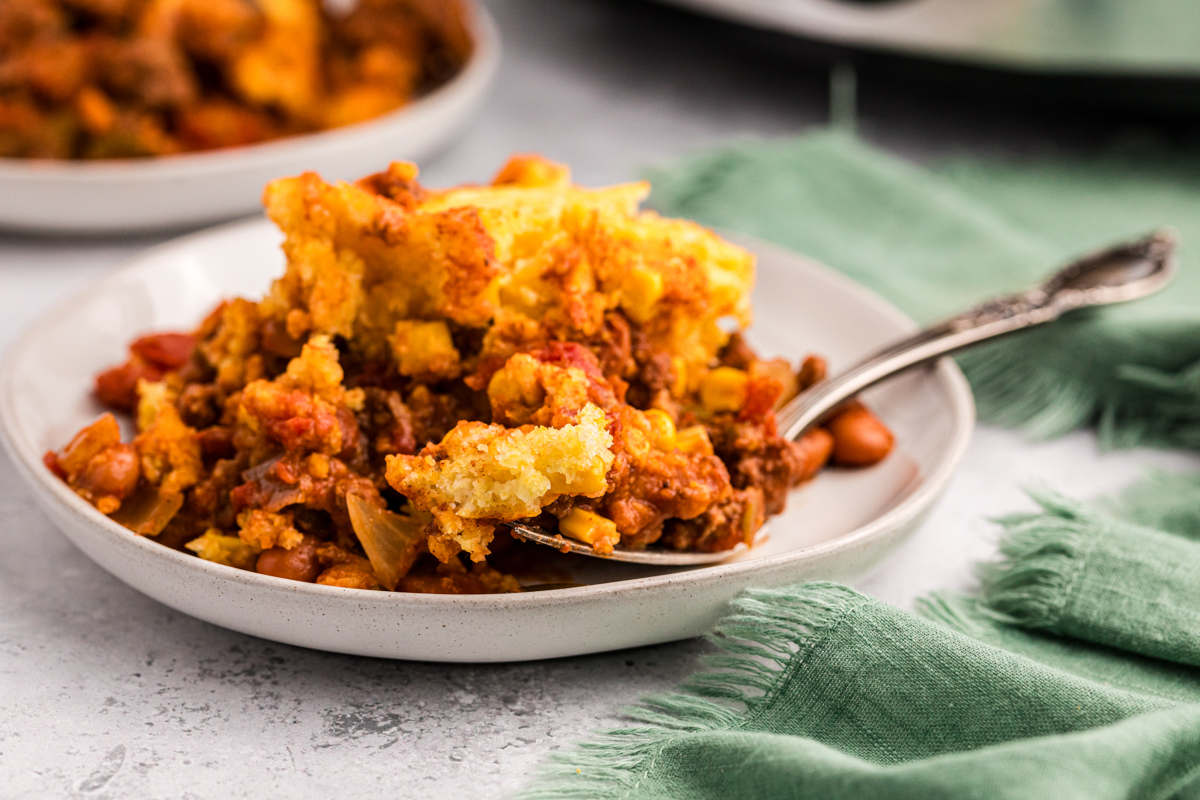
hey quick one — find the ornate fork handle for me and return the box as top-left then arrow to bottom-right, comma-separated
776,229 -> 1177,442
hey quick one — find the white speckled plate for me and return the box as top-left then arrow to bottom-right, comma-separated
0,3 -> 499,235
0,219 -> 973,662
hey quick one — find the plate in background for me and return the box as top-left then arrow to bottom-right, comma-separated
0,3 -> 499,235
654,0 -> 1200,77
0,219 -> 973,662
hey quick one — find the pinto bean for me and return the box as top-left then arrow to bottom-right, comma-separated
792,427 -> 834,483
829,403 -> 894,466
256,535 -> 321,583
797,355 -> 827,390
80,443 -> 141,499
129,332 -> 195,370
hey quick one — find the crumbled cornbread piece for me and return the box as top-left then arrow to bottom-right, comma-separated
558,507 -> 621,554
187,529 -> 260,570
133,381 -> 203,497
487,353 -> 594,428
385,403 -> 615,561
237,509 -> 304,551
392,320 -> 461,379
236,336 -> 352,458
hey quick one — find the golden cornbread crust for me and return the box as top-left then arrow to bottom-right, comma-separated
386,403 -> 615,562
47,155 -> 889,593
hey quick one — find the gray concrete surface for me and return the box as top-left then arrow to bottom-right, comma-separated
2,0 -> 1197,797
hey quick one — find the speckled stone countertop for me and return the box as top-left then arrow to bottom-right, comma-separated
2,1 -> 1197,797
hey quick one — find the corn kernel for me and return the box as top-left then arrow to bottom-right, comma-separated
700,367 -> 749,412
307,452 -> 331,479
670,356 -> 689,398
77,86 -> 116,134
675,425 -> 714,456
392,320 -> 461,378
643,408 -> 676,451
559,508 -> 620,554
343,387 -> 366,412
571,466 -> 610,496
621,266 -> 665,323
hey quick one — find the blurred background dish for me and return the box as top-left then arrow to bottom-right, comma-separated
652,0 -> 1200,113
652,0 -> 1200,76
0,0 -> 478,160
0,0 -> 499,234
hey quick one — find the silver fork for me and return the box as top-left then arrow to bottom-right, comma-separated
505,229 -> 1178,565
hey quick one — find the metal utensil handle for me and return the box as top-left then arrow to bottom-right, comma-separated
488,231 -> 1173,565
776,287 -> 1062,441
778,228 -> 1177,442
772,241 -> 1147,448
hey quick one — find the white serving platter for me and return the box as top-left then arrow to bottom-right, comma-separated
0,3 -> 499,235
0,218 -> 973,662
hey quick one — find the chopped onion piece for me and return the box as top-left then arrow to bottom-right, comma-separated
346,493 -> 426,590
110,486 -> 184,537
241,455 -> 282,482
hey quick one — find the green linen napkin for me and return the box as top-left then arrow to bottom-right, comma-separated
523,490 -> 1200,799
980,489 -> 1200,666
520,133 -> 1200,798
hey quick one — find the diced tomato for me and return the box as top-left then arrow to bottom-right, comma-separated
94,357 -> 162,412
529,341 -> 604,379
463,354 -> 507,391
528,341 -> 622,410
43,450 -> 67,480
271,457 -> 301,485
130,332 -> 195,370
270,417 -> 316,448
739,375 -> 784,421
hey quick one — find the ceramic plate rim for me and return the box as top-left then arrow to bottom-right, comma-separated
0,4 -> 500,182
0,218 -> 975,609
